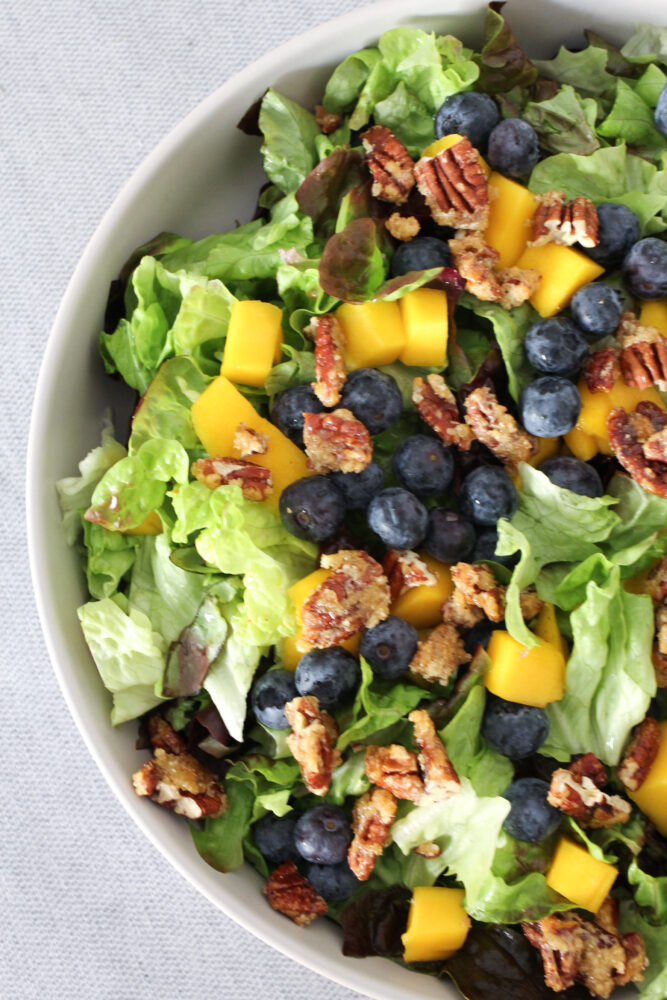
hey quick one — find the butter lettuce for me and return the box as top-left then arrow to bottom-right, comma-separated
82,521 -> 136,600
128,355 -> 211,455
337,658 -> 429,752
621,23 -> 667,65
533,46 -> 616,97
441,683 -> 514,798
628,859 -> 667,924
259,89 -> 320,194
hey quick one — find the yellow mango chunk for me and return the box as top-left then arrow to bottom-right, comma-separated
515,243 -> 605,318
639,299 -> 667,338
336,301 -> 406,370
220,300 -> 283,388
398,288 -> 449,367
485,629 -> 566,707
564,425 -> 599,462
191,375 -> 310,509
123,510 -> 163,535
281,568 -> 359,670
402,887 -> 471,963
421,133 -> 491,177
529,436 -> 560,468
567,377 -> 664,458
546,837 -> 618,913
391,554 -> 453,629
535,602 -> 568,661
629,720 -> 667,835
484,173 -> 538,269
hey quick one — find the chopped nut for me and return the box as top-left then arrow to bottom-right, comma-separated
303,409 -> 372,474
585,346 -> 621,394
412,373 -> 474,450
414,138 -> 489,230
190,456 -> 273,501
529,191 -> 599,249
414,841 -> 441,858
409,709 -> 460,801
644,557 -> 667,604
464,386 -> 538,468
306,313 -> 347,407
449,562 -> 506,622
618,717 -> 662,792
657,603 -> 667,657
285,696 -> 341,797
314,104 -> 342,135
607,402 -> 667,498
449,232 -> 540,307
264,861 -> 328,926
547,757 -> 632,828
361,125 -> 415,205
497,265 -> 542,310
386,213 -> 421,241
348,787 -> 397,881
644,428 -> 667,463
653,642 -> 667,688
364,744 -> 425,802
569,752 -> 608,789
301,550 -> 390,647
233,422 -> 269,457
618,311 -> 667,391
383,548 -> 437,602
409,622 -> 471,685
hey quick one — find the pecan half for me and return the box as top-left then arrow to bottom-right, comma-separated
409,709 -> 460,801
414,138 -> 489,230
191,456 -> 273,501
233,422 -> 269,457
409,622 -> 471,685
464,386 -> 538,467
315,104 -> 342,135
618,311 -> 667,391
348,787 -> 397,881
306,313 -> 347,407
365,744 -> 425,802
584,346 -> 621,394
264,861 -> 328,926
301,550 -> 390,647
303,409 -> 372,474
412,373 -> 474,450
529,191 -> 599,249
386,212 -> 421,241
383,548 -> 437,602
618,717 -> 662,792
607,402 -> 667,498
361,125 -> 415,205
548,758 -> 631,828
449,232 -> 540,307
284,695 -> 341,797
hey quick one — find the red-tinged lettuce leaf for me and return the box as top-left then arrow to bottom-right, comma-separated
583,30 -> 641,78
296,147 -> 366,234
318,217 -> 386,301
162,595 -> 228,698
475,2 -> 538,95
340,886 -> 411,957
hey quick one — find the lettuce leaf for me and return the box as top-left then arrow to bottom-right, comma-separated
82,520 -> 136,599
619,902 -> 667,1000
441,683 -> 514,797
459,294 -> 537,401
628,859 -> 667,923
598,79 -> 665,159
474,2 -> 537,94
533,46 -> 616,97
337,658 -> 428,751
259,89 -> 320,194
522,85 -> 599,156
129,356 -> 211,455
621,24 -> 667,65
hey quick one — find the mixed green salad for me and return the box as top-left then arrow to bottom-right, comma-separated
57,5 -> 667,999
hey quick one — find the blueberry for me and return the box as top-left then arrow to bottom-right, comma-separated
424,509 -> 476,562
570,283 -> 624,340
472,528 -> 518,568
360,615 -> 419,679
270,386 -> 325,447
463,619 -> 503,656
295,647 -> 361,709
539,456 -> 603,498
460,466 -> 518,527
253,812 -> 299,864
622,238 -> 667,301
306,861 -> 360,901
502,778 -> 560,843
340,368 -> 403,435
519,377 -> 581,437
280,475 -> 346,541
393,435 -> 455,496
391,237 -> 451,277
585,203 -> 641,269
655,83 -> 667,137
251,669 -> 298,729
331,462 -> 384,510
487,119 -> 539,178
524,317 -> 589,377
294,805 -> 352,865
434,92 -> 500,152
367,488 -> 428,549
482,696 -> 550,759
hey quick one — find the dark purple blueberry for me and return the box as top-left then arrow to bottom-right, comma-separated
463,619 -> 503,656
270,385 -> 325,447
622,238 -> 667,301
424,509 -> 475,563
294,805 -> 352,865
331,462 -> 384,510
655,83 -> 667,137
251,669 -> 298,729
306,861 -> 361,901
295,647 -> 361,709
570,283 -> 624,340
434,92 -> 500,151
391,236 -> 451,277
279,475 -> 345,541
359,615 -> 419,680
472,528 -> 519,568
539,456 -> 603,498
502,778 -> 560,842
482,696 -> 550,759
460,466 -> 518,527
487,119 -> 539,178
253,812 -> 299,864
524,317 -> 589,377
519,377 -> 581,437
340,368 -> 402,435
585,203 -> 640,269
392,434 -> 455,496
367,488 -> 428,549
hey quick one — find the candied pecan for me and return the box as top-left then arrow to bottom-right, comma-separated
301,550 -> 390,647
447,562 -> 506,622
306,313 -> 347,407
585,346 -> 621,394
569,752 -> 608,788
548,760 -> 632,828
364,744 -> 425,802
464,386 -> 538,467
285,696 -> 341,797
132,719 -> 227,820
449,232 -> 539,307
618,311 -> 667,391
386,212 -> 421,241
264,861 -> 328,926
414,138 -> 489,230
348,787 -> 397,881
607,402 -> 667,498
383,548 -> 437,602
529,191 -> 599,249
412,373 -> 474,450
409,709 -> 460,801
618,717 -> 662,792
441,587 -> 485,629
233,422 -> 269,457
303,409 -> 372,474
644,557 -> 667,604
314,104 -> 342,135
409,622 -> 471,685
414,841 -> 441,858
656,603 -> 667,657
643,427 -> 667,463
191,456 -> 272,501
496,265 -> 541,310
653,643 -> 667,688
361,125 -> 415,205
520,587 -> 545,620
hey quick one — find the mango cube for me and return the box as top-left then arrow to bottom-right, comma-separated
398,288 -> 449,368
629,720 -> 667,835
191,375 -> 310,509
391,554 -> 453,629
546,837 -> 618,913
639,299 -> 667,338
484,173 -> 538,269
123,510 -> 163,536
535,602 -> 568,661
514,243 -> 605,318
336,300 -> 406,370
220,300 -> 283,387
485,629 -> 566,707
565,377 -> 664,459
421,133 -> 491,177
402,887 -> 471,963
282,568 -> 359,670
528,436 -> 560,468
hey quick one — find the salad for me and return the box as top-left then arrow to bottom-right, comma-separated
56,5 -> 667,999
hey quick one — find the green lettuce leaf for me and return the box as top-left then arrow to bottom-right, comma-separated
191,778 -> 254,873
533,46 -> 616,97
441,683 -> 514,797
619,902 -> 667,1000
633,64 -> 667,107
628,859 -> 667,923
263,344 -> 315,397
337,658 -> 428,751
82,520 -> 136,599
327,750 -> 371,805
170,278 -> 236,371
459,294 -> 537,401
598,79 -> 665,158
259,89 -> 320,194
621,24 -> 667,65
129,355 -> 211,455
522,85 -> 599,155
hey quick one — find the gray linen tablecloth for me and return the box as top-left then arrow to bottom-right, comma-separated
1,3 -> 365,997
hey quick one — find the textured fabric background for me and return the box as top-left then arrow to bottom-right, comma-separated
1,3 -> 366,998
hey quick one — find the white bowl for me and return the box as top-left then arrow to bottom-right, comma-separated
27,1 -> 661,997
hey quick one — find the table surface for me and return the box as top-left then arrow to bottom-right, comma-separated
1,3 -> 364,998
